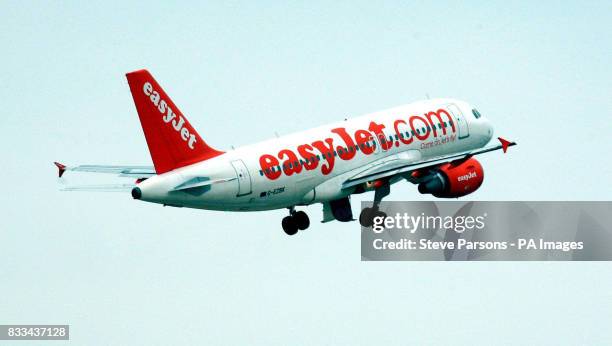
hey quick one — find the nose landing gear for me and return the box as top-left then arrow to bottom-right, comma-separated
282,208 -> 310,236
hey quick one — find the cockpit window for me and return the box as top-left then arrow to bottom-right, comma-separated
472,109 -> 482,119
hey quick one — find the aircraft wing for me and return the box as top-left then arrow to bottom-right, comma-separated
342,137 -> 516,189
54,162 -> 155,178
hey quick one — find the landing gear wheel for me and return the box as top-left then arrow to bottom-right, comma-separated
359,208 -> 387,227
282,216 -> 298,236
359,207 -> 375,227
373,210 -> 387,221
294,211 -> 310,230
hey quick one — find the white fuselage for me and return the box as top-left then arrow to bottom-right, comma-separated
136,98 -> 493,211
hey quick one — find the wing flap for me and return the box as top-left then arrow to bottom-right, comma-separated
345,150 -> 421,182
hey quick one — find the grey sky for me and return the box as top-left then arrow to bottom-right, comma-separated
1,1 -> 611,345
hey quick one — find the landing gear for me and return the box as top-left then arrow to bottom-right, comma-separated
282,216 -> 298,235
329,197 -> 354,222
359,180 -> 390,227
282,208 -> 310,236
359,208 -> 387,227
293,211 -> 310,230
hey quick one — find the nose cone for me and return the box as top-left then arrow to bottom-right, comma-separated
478,117 -> 494,145
131,186 -> 142,199
485,119 -> 494,142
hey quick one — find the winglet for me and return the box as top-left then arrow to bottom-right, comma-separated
54,162 -> 67,178
498,137 -> 516,153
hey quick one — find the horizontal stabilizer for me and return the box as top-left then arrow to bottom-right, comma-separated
60,184 -> 135,192
53,162 -> 155,178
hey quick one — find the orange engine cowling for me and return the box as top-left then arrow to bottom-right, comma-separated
418,158 -> 484,198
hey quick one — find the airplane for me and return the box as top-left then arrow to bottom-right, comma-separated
55,69 -> 516,235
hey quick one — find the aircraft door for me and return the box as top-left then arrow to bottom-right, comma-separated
230,160 -> 252,196
447,104 -> 469,139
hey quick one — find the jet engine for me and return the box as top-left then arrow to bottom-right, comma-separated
418,158 -> 484,198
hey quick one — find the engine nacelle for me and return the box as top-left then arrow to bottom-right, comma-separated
418,158 -> 484,198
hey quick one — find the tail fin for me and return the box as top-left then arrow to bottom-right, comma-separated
126,69 -> 224,174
